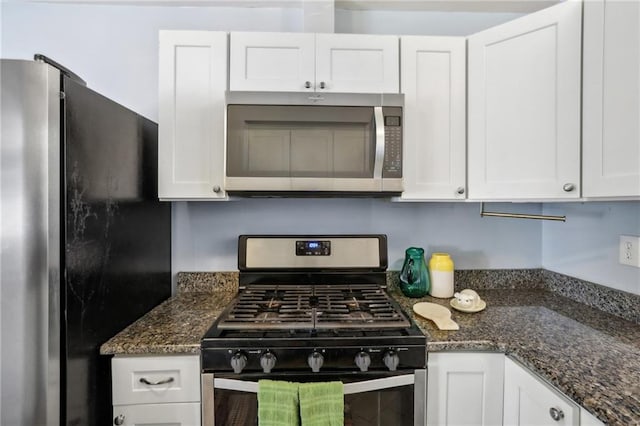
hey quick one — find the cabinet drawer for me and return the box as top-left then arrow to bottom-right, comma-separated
112,355 -> 200,405
112,402 -> 201,426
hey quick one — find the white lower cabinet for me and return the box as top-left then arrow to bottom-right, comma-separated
580,408 -> 605,426
427,352 -> 504,426
111,355 -> 201,426
427,353 -> 603,426
112,403 -> 200,426
503,357 -> 579,426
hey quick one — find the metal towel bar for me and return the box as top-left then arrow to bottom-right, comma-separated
480,202 -> 566,222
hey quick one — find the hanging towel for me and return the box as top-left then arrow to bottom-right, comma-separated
298,381 -> 344,426
258,379 -> 300,426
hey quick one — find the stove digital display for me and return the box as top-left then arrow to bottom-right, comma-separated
296,240 -> 331,256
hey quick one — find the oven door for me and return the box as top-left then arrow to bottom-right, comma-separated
202,370 -> 426,426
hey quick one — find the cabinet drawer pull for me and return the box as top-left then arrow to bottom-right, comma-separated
304,81 -> 312,89
549,407 -> 564,421
114,414 -> 125,425
562,183 -> 575,192
139,377 -> 175,386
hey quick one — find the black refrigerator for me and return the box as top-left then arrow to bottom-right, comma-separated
0,57 -> 172,426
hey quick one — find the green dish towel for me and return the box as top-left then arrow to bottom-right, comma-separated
258,379 -> 300,426
299,381 -> 344,426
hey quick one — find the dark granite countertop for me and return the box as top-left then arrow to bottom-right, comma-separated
99,291 -> 234,355
390,288 -> 640,426
100,272 -> 639,425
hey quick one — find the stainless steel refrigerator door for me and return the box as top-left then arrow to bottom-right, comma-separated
0,59 -> 61,426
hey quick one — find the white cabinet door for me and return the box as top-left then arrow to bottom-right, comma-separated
503,357 -> 579,426
467,1 -> 582,200
399,36 -> 466,200
315,33 -> 399,93
580,407 -> 605,426
112,402 -> 200,426
229,32 -> 315,92
229,32 -> 399,94
158,31 -> 228,200
427,352 -> 504,426
583,0 -> 640,198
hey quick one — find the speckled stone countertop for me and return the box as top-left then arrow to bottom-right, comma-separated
99,273 -> 237,355
101,271 -> 639,425
390,288 -> 640,426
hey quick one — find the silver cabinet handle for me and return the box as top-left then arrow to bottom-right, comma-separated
456,187 -> 465,195
549,407 -> 564,421
319,81 -> 326,89
304,81 -> 312,89
563,183 -> 575,192
139,377 -> 174,386
114,414 -> 125,425
212,185 -> 221,193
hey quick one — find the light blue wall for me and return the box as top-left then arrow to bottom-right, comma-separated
335,8 -> 523,35
542,202 -> 640,295
173,199 -> 543,272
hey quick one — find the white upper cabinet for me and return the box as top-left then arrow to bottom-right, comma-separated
315,33 -> 399,93
230,32 -> 399,93
583,0 -> 640,198
229,32 -> 315,92
399,36 -> 466,200
158,31 -> 228,200
467,0 -> 582,200
503,357 -> 580,426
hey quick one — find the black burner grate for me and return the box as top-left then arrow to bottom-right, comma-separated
217,284 -> 410,330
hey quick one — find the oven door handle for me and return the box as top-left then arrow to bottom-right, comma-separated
213,374 -> 415,395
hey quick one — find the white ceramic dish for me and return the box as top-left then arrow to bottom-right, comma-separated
450,298 -> 487,313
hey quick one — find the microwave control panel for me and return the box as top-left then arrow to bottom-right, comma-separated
382,107 -> 402,179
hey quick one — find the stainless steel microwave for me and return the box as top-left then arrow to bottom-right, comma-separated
225,93 -> 403,196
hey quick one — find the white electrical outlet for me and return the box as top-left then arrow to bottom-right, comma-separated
619,235 -> 640,267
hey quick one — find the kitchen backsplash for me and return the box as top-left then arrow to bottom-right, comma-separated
178,269 -> 639,324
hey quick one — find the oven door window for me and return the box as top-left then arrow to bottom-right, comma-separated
212,372 -> 416,426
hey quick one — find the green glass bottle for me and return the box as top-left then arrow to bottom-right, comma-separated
399,247 -> 430,298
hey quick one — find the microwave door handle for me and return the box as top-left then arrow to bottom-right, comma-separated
373,106 -> 385,180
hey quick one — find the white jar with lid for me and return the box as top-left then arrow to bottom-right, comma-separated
428,253 -> 454,298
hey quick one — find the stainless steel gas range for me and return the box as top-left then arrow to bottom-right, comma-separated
201,235 -> 426,426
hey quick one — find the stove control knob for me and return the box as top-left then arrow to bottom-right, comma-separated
260,351 -> 277,373
308,351 -> 324,373
383,350 -> 400,372
355,351 -> 371,372
230,351 -> 247,374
